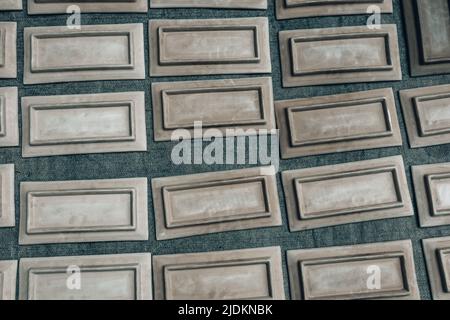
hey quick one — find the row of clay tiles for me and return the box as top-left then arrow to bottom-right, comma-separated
1,237 -> 450,300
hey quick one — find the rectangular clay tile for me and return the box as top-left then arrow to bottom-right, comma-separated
276,88 -> 402,158
152,77 -> 275,141
24,24 -> 145,84
19,253 -> 152,300
152,166 -> 281,240
153,247 -> 285,300
279,25 -> 401,87
288,240 -> 420,300
149,18 -> 271,77
22,92 -> 147,157
400,84 -> 450,148
282,156 -> 413,231
19,178 -> 148,245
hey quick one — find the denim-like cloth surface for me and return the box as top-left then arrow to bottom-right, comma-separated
1,0 -> 450,300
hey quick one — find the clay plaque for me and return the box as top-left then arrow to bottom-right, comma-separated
19,253 -> 152,300
288,240 -> 420,300
153,247 -> 285,300
276,88 -> 402,158
152,77 -> 275,141
19,178 -> 148,245
282,156 -> 413,231
24,24 -> 145,84
149,18 -> 271,77
412,162 -> 450,228
400,84 -> 450,148
152,166 -> 281,240
22,92 -> 147,157
279,25 -> 401,87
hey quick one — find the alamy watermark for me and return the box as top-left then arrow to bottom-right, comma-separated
367,5 -> 382,29
170,122 -> 280,172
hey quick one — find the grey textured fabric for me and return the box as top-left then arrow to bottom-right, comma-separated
0,0 -> 449,300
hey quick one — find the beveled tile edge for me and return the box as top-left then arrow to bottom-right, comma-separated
19,177 -> 149,245
0,164 -> 15,228
275,88 -> 402,158
400,84 -> 450,148
287,240 -> 420,300
0,87 -> 19,147
23,24 -> 145,84
149,17 -> 272,77
282,155 -> 413,232
0,260 -> 17,300
152,166 -> 281,240
150,0 -> 267,9
153,246 -> 285,300
0,22 -> 17,79
412,162 -> 450,228
279,24 -> 402,87
19,253 -> 152,300
28,0 -> 148,14
152,77 -> 276,141
276,0 -> 393,19
21,91 -> 147,157
423,236 -> 450,300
